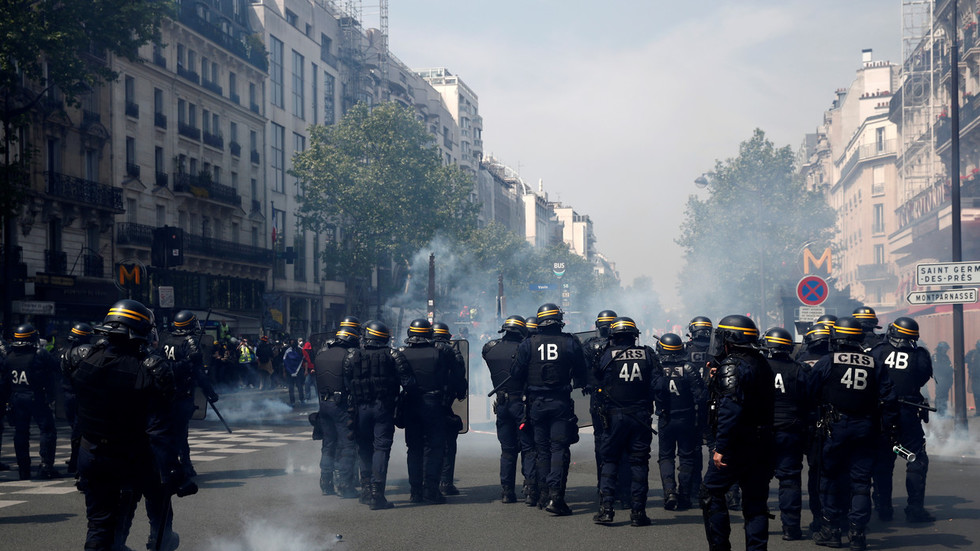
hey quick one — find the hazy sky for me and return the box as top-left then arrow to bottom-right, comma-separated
379,0 -> 899,306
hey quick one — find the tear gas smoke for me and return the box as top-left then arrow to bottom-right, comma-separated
206,518 -> 341,551
205,398 -> 296,425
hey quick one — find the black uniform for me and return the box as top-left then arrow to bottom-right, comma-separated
769,353 -> 812,538
400,339 -> 461,502
159,329 -> 217,479
510,327 -> 587,514
343,342 -> 414,508
811,345 -> 897,545
656,355 -> 705,510
595,343 -> 663,518
434,338 -> 467,494
932,345 -> 952,416
314,339 -> 358,497
702,348 -> 775,551
70,338 -> 177,550
795,337 -> 830,528
484,333 -> 534,500
3,344 -> 60,479
61,334 -> 96,475
582,331 -> 631,506
870,341 -> 932,520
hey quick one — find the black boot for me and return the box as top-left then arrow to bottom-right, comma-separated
676,493 -> 692,511
358,477 -> 372,505
904,506 -> 935,523
37,464 -> 61,480
320,473 -> 335,495
848,525 -> 866,551
524,484 -> 539,507
501,485 -> 517,503
664,491 -> 679,511
814,519 -> 842,548
537,486 -> 550,510
782,525 -> 803,541
630,508 -> 652,527
370,483 -> 394,510
725,485 -> 741,511
18,464 -> 31,480
423,486 -> 446,504
409,485 -> 423,503
592,505 -> 614,524
545,488 -> 572,516
440,482 -> 460,496
338,484 -> 359,499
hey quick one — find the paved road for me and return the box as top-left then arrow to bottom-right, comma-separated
2,390 -> 979,550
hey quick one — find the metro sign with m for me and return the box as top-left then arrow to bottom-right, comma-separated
803,247 -> 832,276
117,263 -> 146,291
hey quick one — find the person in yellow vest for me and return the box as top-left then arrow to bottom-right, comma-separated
237,337 -> 258,389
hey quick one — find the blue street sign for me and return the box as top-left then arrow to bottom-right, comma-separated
529,284 -> 555,291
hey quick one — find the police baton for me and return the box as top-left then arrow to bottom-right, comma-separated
208,398 -> 233,434
487,374 -> 513,398
897,399 -> 937,412
595,388 -> 657,435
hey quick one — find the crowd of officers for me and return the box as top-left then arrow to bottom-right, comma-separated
478,304 -> 933,551
0,297 -> 937,551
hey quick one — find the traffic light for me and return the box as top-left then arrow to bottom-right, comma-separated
152,226 -> 184,267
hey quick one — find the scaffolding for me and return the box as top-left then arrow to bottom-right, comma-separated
337,0 -> 389,111
900,0 -> 939,203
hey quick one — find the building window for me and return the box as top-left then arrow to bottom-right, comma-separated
874,244 -> 885,265
876,127 -> 885,152
156,204 -> 166,227
270,36 -> 284,108
293,132 -> 306,194
229,71 -> 237,99
311,63 -> 318,124
85,149 -> 99,181
323,72 -> 335,125
154,88 -> 164,114
285,9 -> 298,27
292,50 -> 305,119
126,136 -> 136,167
272,123 -> 285,192
178,99 -> 186,124
872,203 -> 884,234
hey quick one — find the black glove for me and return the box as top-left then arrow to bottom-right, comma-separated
206,389 -> 219,403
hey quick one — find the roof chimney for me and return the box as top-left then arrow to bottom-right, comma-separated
862,48 -> 873,65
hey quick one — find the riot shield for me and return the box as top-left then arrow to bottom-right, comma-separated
191,386 -> 208,420
573,330 -> 597,428
449,339 -> 469,434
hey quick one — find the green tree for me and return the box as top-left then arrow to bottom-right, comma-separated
291,102 -> 479,311
676,129 -> 837,327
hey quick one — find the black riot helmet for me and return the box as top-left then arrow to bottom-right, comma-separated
335,327 -> 360,345
831,316 -> 864,345
362,321 -> 391,345
936,341 -> 950,352
499,315 -> 527,337
525,316 -> 538,335
68,322 -> 94,344
887,317 -> 919,348
716,315 -> 759,346
688,316 -> 713,341
814,315 -> 837,330
535,303 -> 564,329
103,299 -> 155,342
11,323 -> 39,348
609,316 -> 639,343
656,332 -> 686,362
340,315 -> 362,334
595,309 -> 617,337
172,310 -> 200,336
432,322 -> 452,342
804,324 -> 832,345
852,306 -> 880,330
762,327 -> 795,356
407,318 -> 434,342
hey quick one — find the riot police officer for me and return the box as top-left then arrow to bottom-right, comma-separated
3,323 -> 60,480
796,319 -> 834,367
343,321 -> 415,510
314,316 -> 361,497
655,332 -> 705,512
686,316 -> 713,377
68,300 -> 179,550
525,316 -> 538,336
811,316 -> 898,550
762,326 -> 811,541
484,315 -> 533,503
159,309 -> 219,480
853,306 -> 884,351
685,316 -> 713,507
592,317 -> 663,526
932,341 -> 952,416
61,322 -> 94,475
432,321 -> 467,496
870,317 -> 935,523
701,315 -> 774,551
400,319 -> 462,504
793,320 -> 832,534
510,303 -> 588,516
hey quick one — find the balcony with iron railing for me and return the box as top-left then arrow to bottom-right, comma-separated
45,250 -> 68,275
155,112 -> 167,128
156,172 -> 168,188
82,110 -> 101,125
178,122 -> 201,141
230,92 -> 240,105
857,263 -> 894,282
838,139 -> 897,182
250,102 -> 261,115
203,131 -> 224,150
126,163 -> 141,178
251,150 -> 260,164
178,6 -> 269,71
320,50 -> 339,69
125,101 -> 139,118
82,253 -> 104,278
46,172 -> 123,212
202,79 -> 223,96
153,52 -> 167,68
230,141 -> 242,157
172,172 -> 242,208
177,64 -> 200,84
116,223 -> 271,266
251,199 -> 261,214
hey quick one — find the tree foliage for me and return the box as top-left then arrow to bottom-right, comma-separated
676,129 -> 837,325
291,102 -> 479,295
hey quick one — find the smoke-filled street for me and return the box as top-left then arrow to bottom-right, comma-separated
1,389 -> 979,550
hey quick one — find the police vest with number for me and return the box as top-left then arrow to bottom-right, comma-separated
876,344 -> 927,397
823,352 -> 877,416
604,346 -> 652,405
483,338 -> 522,393
769,357 -> 804,428
526,334 -> 572,389
661,360 -> 696,413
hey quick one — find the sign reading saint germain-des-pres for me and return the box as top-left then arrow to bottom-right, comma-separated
916,261 -> 980,286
